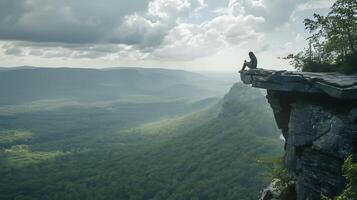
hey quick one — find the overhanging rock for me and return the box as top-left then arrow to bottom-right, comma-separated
240,69 -> 357,99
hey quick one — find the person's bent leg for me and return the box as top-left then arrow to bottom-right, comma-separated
246,62 -> 253,69
247,62 -> 257,70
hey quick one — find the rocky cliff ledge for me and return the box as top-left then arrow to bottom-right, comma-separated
240,69 -> 357,200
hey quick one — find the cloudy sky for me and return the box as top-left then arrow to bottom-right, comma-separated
0,0 -> 334,71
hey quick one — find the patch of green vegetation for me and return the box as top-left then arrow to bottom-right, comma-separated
0,130 -> 32,147
322,155 -> 357,200
131,104 -> 220,137
260,157 -> 296,200
0,99 -> 80,116
1,145 -> 66,169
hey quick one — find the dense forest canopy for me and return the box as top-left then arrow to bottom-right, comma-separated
285,0 -> 357,73
0,68 -> 282,200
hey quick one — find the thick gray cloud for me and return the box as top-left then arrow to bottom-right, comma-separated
0,0 -> 207,59
3,45 -> 23,56
0,0 -> 148,44
0,0 -> 206,48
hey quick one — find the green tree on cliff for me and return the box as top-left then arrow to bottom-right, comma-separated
322,156 -> 357,200
286,0 -> 357,73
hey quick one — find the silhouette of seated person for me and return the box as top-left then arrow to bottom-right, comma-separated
241,52 -> 257,71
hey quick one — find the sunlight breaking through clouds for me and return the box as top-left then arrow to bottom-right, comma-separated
0,0 -> 335,70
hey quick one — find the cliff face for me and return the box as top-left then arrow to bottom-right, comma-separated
268,91 -> 357,199
240,69 -> 357,200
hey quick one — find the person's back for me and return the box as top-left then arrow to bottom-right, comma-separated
249,52 -> 257,69
241,52 -> 258,71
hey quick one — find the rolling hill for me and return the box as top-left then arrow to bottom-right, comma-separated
0,67 -> 232,105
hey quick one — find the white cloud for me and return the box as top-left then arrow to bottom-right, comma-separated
147,0 -> 268,60
152,13 -> 265,60
111,0 -> 205,48
0,0 -> 334,70
152,23 -> 223,60
297,0 -> 335,11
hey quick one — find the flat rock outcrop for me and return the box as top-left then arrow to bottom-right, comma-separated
241,69 -> 357,200
240,69 -> 357,99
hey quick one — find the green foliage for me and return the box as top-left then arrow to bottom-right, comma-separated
0,83 -> 283,200
260,158 -> 293,190
285,0 -> 357,73
322,156 -> 357,200
1,145 -> 66,169
0,130 -> 32,147
259,157 -> 296,200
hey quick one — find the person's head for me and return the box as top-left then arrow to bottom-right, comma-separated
249,51 -> 255,58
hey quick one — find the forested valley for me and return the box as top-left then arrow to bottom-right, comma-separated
0,67 -> 283,200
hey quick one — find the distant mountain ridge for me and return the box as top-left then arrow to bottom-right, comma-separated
0,66 -> 37,71
0,67 -> 227,105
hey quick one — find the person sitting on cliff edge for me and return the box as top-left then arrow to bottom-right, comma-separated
241,52 -> 257,71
